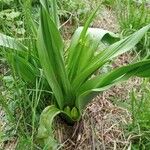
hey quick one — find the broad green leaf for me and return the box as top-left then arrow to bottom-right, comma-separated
67,27 -> 119,75
66,5 -> 100,82
50,0 -> 59,27
40,0 -> 59,27
0,33 -> 28,51
76,59 -> 150,110
74,27 -> 119,45
135,65 -> 150,77
37,23 -> 64,109
37,105 -> 61,150
78,59 -> 150,95
7,54 -> 40,83
37,3 -> 73,108
0,34 -> 40,68
37,105 -> 76,149
76,85 -> 114,112
30,17 -> 38,37
40,0 -> 50,13
72,24 -> 150,90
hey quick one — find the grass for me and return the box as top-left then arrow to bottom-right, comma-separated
116,0 -> 150,57
1,73 -> 50,149
126,79 -> 150,149
112,78 -> 150,149
101,0 -> 116,8
58,0 -> 98,25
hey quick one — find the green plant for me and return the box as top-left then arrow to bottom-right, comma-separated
1,0 -> 150,149
0,9 -> 25,36
0,69 -> 48,149
58,0 -> 94,24
36,0 -> 150,148
117,0 -> 150,33
0,0 -> 39,37
118,79 -> 150,149
0,0 -> 13,6
102,0 -> 116,7
116,0 -> 150,56
0,0 -> 25,36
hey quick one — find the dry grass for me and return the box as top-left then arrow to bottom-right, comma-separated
56,97 -> 131,150
55,74 -> 141,150
93,6 -> 119,33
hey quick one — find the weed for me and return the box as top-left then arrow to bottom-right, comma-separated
116,0 -> 150,56
1,0 -> 150,149
123,79 -> 150,149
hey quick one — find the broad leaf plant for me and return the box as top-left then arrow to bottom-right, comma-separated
0,0 -> 150,149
